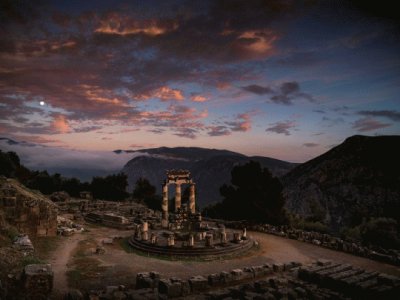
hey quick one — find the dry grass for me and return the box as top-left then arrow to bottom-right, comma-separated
67,238 -> 108,289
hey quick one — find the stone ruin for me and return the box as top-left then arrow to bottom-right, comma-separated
0,176 -> 57,237
84,260 -> 400,299
128,170 -> 254,258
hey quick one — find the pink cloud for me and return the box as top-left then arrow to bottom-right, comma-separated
352,117 -> 391,132
51,114 -> 70,133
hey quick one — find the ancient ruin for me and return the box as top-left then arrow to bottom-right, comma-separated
128,170 -> 254,258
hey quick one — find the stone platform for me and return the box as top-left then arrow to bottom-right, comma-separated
128,235 -> 254,258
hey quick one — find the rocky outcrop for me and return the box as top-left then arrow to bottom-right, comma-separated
282,135 -> 400,230
121,147 -> 296,207
0,176 -> 58,237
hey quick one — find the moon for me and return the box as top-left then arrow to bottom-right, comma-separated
39,101 -> 45,106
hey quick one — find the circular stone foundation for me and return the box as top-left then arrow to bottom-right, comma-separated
128,228 -> 255,259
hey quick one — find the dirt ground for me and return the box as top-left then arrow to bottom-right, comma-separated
48,223 -> 400,297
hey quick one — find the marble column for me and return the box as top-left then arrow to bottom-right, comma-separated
162,183 -> 169,228
189,183 -> 195,213
175,184 -> 181,212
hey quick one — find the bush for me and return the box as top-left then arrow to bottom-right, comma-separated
360,218 -> 400,249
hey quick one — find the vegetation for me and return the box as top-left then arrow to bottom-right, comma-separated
203,161 -> 287,225
132,177 -> 162,210
0,149 -> 129,201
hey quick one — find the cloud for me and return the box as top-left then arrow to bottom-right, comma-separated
94,13 -> 178,36
266,120 -> 296,135
190,93 -> 208,102
51,114 -> 70,133
241,81 -> 315,105
241,84 -> 272,95
358,110 -> 400,122
352,117 -> 391,132
207,125 -> 231,136
226,113 -> 252,132
0,137 -> 138,173
303,143 -> 319,147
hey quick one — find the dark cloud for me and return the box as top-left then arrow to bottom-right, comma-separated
241,81 -> 315,105
313,109 -> 326,114
241,84 -> 272,95
352,117 -> 391,132
358,110 -> 400,122
266,120 -> 296,135
207,125 -> 231,137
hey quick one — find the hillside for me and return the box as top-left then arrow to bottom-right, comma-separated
121,147 -> 297,207
282,135 -> 400,230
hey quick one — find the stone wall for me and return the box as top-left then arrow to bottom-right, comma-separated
221,220 -> 400,266
83,260 -> 399,299
0,177 -> 57,237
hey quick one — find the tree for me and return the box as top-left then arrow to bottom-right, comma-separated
203,161 -> 287,224
133,178 -> 161,210
91,173 -> 129,201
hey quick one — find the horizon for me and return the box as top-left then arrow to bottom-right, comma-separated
1,1 -> 400,165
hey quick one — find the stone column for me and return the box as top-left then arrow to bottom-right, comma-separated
220,232 -> 227,244
189,183 -> 195,213
162,183 -> 169,228
175,184 -> 181,212
142,230 -> 148,241
142,221 -> 148,232
188,234 -> 194,247
242,228 -> 247,239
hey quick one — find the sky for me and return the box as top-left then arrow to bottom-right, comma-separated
1,0 -> 399,167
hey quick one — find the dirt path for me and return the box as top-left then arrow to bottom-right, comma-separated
50,226 -> 400,294
49,234 -> 86,297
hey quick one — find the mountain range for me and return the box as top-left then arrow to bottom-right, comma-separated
120,147 -> 297,207
282,135 -> 400,230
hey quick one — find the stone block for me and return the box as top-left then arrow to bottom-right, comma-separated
208,273 -> 223,286
316,259 -> 332,266
23,264 -> 53,300
158,278 -> 183,297
272,263 -> 284,272
220,271 -> 233,284
135,272 -> 159,289
189,275 -> 208,293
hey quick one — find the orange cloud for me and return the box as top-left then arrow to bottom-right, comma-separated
237,30 -> 278,56
95,14 -> 178,36
191,94 -> 208,102
52,115 -> 70,133
136,86 -> 185,101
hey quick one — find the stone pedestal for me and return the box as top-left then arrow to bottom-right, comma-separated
205,234 -> 213,247
151,233 -> 157,245
233,232 -> 242,243
168,234 -> 175,247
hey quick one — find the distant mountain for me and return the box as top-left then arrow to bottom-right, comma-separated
282,135 -> 400,231
121,147 -> 297,207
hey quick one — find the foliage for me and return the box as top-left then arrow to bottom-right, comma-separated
91,173 -> 129,201
360,218 -> 400,249
203,161 -> 287,225
132,177 -> 161,210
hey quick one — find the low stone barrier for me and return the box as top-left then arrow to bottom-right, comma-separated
83,260 -> 399,299
220,221 -> 400,266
